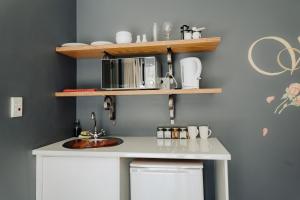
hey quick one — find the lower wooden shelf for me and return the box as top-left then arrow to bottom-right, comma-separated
55,88 -> 222,97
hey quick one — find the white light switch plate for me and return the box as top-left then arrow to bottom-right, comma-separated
10,97 -> 23,118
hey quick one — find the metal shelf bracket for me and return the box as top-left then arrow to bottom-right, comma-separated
104,96 -> 116,125
102,52 -> 116,125
167,48 -> 176,124
102,48 -> 177,125
167,48 -> 173,77
169,94 -> 176,125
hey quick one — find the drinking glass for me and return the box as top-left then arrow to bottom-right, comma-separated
162,21 -> 173,40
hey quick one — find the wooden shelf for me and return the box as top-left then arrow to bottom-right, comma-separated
55,88 -> 223,97
56,37 -> 221,58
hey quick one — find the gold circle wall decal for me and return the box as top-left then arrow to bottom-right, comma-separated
248,36 -> 300,76
277,47 -> 300,74
248,36 -> 300,116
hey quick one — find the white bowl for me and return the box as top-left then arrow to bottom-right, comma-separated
61,43 -> 88,47
116,31 -> 132,44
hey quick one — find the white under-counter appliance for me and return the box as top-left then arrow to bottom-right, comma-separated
130,159 -> 204,200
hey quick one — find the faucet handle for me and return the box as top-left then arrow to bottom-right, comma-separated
99,129 -> 106,136
88,130 -> 97,139
88,129 -> 106,139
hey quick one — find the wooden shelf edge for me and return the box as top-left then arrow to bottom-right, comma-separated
55,88 -> 223,97
56,37 -> 221,58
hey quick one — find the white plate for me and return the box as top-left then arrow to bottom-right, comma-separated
61,43 -> 88,47
91,41 -> 114,46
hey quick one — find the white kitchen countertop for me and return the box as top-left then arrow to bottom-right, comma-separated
32,137 -> 231,160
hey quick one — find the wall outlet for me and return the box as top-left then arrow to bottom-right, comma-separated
10,97 -> 23,118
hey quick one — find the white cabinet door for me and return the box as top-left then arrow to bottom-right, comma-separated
40,157 -> 119,200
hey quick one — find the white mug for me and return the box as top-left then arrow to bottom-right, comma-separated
187,126 -> 199,139
199,126 -> 212,139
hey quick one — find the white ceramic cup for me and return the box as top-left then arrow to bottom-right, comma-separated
199,126 -> 212,139
116,31 -> 132,44
187,126 -> 199,139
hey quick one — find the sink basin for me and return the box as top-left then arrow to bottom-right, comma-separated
62,137 -> 123,149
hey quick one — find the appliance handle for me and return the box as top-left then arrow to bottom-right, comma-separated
180,61 -> 185,84
193,58 -> 202,79
132,168 -> 193,174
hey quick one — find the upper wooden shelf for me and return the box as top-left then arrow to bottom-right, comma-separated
56,37 -> 221,58
55,88 -> 222,97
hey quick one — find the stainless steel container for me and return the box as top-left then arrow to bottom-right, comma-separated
101,56 -> 161,90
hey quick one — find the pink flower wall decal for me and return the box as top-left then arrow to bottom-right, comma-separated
262,128 -> 269,137
266,96 -> 275,104
274,83 -> 300,114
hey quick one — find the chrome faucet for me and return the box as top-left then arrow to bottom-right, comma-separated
89,112 -> 105,139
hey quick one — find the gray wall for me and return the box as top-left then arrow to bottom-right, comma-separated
0,0 -> 76,199
77,0 -> 300,199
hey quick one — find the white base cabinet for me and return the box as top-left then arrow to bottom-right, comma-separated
36,156 -> 129,200
33,138 -> 231,200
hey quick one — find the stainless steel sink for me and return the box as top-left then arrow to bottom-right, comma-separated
62,137 -> 123,149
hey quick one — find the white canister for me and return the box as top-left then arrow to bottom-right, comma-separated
192,31 -> 201,39
184,31 -> 192,40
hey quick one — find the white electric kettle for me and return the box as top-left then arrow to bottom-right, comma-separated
180,57 -> 202,89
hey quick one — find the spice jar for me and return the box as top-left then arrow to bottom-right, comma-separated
171,128 -> 180,139
164,128 -> 172,139
157,128 -> 164,139
180,128 -> 188,139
